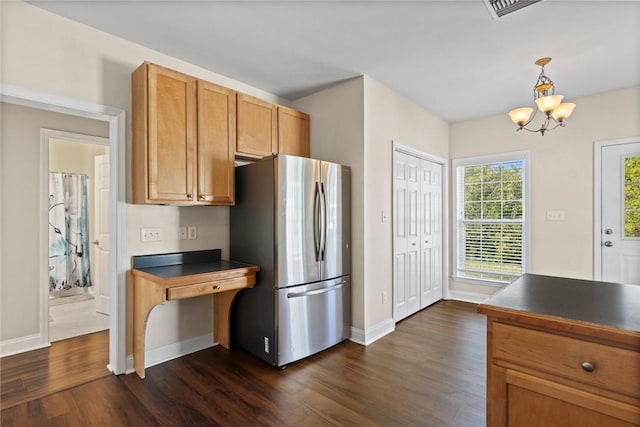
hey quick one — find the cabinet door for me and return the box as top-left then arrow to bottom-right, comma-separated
505,370 -> 639,427
147,64 -> 196,202
197,80 -> 236,205
277,106 -> 310,157
236,93 -> 277,159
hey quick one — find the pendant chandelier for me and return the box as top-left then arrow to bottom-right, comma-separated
508,57 -> 576,136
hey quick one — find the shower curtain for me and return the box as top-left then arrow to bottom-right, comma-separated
49,172 -> 92,291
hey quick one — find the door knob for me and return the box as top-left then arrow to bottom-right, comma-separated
604,228 -> 613,235
604,241 -> 613,247
91,240 -> 100,245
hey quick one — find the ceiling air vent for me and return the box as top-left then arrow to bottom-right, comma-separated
485,0 -> 543,18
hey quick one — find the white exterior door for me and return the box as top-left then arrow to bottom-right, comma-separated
394,149 -> 444,322
600,141 -> 640,285
94,154 -> 111,314
419,159 -> 443,308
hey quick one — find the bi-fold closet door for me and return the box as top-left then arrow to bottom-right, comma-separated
393,150 -> 443,322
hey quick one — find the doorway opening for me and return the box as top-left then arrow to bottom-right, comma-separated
46,131 -> 111,342
1,84 -> 126,374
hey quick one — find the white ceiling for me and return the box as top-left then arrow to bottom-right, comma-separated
27,0 -> 640,122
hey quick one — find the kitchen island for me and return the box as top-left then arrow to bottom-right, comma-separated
130,249 -> 259,378
477,274 -> 640,427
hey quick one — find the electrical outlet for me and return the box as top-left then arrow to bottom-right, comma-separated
546,210 -> 565,221
140,227 -> 162,242
179,227 -> 187,240
187,225 -> 197,240
382,291 -> 388,304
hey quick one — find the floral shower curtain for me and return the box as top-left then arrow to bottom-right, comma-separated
49,172 -> 92,291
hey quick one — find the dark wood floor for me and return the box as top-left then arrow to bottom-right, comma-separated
1,300 -> 486,426
0,330 -> 111,410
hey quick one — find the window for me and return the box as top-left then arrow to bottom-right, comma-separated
453,152 -> 529,284
624,155 -> 640,238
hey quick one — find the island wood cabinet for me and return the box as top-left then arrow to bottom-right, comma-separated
478,282 -> 640,427
132,62 -> 236,205
278,106 -> 310,158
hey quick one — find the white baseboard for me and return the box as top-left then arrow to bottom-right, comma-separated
349,318 -> 395,346
446,289 -> 490,304
0,333 -> 50,357
125,333 -> 215,374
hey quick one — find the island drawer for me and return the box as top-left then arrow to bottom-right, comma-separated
166,275 -> 255,300
492,322 -> 640,399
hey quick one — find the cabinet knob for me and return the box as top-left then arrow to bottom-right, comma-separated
581,361 -> 595,372
186,194 -> 192,199
200,195 -> 207,200
214,285 -> 222,290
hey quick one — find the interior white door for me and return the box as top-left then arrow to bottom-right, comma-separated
94,154 -> 111,314
601,142 -> 640,285
419,159 -> 443,308
393,151 -> 420,321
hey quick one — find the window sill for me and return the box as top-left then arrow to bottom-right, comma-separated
451,276 -> 511,288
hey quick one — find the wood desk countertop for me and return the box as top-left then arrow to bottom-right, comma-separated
131,250 -> 259,378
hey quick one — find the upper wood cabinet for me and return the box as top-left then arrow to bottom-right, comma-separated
197,80 -> 236,205
132,62 -> 236,205
236,93 -> 277,159
277,106 -> 310,158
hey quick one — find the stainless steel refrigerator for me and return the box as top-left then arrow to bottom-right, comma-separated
230,154 -> 351,366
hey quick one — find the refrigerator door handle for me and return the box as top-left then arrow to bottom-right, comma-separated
313,181 -> 321,261
286,282 -> 345,298
320,182 -> 327,261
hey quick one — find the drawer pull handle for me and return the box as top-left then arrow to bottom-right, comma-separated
581,362 -> 595,372
213,285 -> 222,290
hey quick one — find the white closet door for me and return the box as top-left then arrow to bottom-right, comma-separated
419,159 -> 443,308
393,151 -> 420,321
394,150 -> 444,322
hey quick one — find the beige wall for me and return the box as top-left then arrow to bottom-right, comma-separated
1,1 -> 287,354
449,86 -> 640,297
293,77 -> 366,329
50,138 -> 109,288
1,103 -> 109,341
293,76 -> 449,335
362,77 -> 449,328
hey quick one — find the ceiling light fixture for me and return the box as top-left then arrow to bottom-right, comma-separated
508,57 -> 576,136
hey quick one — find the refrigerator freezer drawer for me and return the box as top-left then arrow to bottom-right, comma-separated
277,276 -> 351,366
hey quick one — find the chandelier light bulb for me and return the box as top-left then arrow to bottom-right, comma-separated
551,102 -> 576,122
508,107 -> 533,126
535,95 -> 564,113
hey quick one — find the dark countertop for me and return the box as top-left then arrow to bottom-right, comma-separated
131,249 -> 257,280
478,273 -> 640,332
